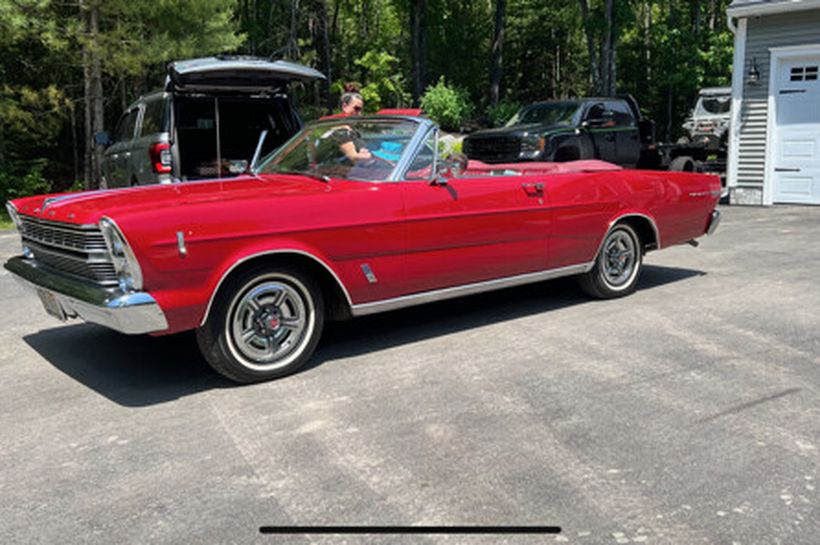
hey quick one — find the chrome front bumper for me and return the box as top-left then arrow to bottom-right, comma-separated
707,209 -> 721,235
5,256 -> 168,335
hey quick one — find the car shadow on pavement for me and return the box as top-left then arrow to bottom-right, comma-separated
24,327 -> 231,407
308,263 -> 706,372
22,264 -> 702,405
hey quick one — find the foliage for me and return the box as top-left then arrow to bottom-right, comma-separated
353,51 -> 411,112
1,164 -> 52,204
487,100 -> 521,127
0,0 -> 735,190
420,77 -> 473,132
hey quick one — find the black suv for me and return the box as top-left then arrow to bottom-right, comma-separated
464,97 -> 654,168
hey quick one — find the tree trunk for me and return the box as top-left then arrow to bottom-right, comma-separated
411,0 -> 427,104
90,3 -> 104,189
288,0 -> 300,60
81,0 -> 104,190
71,101 -> 79,185
578,0 -> 600,94
317,0 -> 333,112
83,44 -> 91,187
489,0 -> 506,107
601,0 -> 614,95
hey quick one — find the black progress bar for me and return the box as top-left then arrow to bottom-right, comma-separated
260,526 -> 561,535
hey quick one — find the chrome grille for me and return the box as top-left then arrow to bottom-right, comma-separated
20,216 -> 117,286
464,136 -> 522,163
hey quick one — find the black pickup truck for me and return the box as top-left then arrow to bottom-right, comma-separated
464,96 -> 656,168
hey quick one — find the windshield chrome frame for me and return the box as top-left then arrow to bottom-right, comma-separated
394,119 -> 437,182
253,115 -> 432,182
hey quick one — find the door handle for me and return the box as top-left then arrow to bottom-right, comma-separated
522,182 -> 544,197
775,167 -> 801,172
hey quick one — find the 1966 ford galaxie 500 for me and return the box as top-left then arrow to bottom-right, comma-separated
4,115 -> 721,383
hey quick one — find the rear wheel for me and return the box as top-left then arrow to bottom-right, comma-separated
579,224 -> 643,299
196,265 -> 324,383
670,155 -> 696,172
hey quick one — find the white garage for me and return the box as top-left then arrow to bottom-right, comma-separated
727,0 -> 820,205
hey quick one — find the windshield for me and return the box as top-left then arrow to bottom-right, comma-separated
695,95 -> 731,116
256,118 -> 420,181
506,102 -> 580,127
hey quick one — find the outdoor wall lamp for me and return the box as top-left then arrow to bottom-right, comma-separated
747,57 -> 760,85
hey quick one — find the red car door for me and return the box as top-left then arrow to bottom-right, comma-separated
399,173 -> 549,295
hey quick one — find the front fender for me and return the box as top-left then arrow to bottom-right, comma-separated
145,235 -> 349,335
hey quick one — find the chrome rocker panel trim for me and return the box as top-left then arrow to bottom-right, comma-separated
5,256 -> 168,335
350,262 -> 593,317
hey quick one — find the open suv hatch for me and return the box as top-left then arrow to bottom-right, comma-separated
99,56 -> 325,187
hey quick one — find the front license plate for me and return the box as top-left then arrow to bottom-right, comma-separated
36,288 -> 67,321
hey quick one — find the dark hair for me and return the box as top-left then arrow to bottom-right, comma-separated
340,82 -> 363,108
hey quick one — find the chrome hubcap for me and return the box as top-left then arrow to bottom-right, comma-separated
229,281 -> 308,367
602,230 -> 636,287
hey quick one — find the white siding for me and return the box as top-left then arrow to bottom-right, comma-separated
737,10 -> 820,195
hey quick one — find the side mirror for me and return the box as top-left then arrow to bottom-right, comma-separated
583,118 -> 611,128
429,174 -> 448,186
94,131 -> 111,147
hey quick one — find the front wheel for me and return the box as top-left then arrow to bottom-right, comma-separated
578,224 -> 643,299
196,265 -> 324,383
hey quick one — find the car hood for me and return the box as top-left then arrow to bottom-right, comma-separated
11,175 -> 332,226
467,122 -> 571,139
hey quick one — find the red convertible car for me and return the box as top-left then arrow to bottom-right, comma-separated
4,115 -> 721,383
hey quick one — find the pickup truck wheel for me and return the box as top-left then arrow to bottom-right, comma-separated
670,155 -> 696,172
578,224 -> 642,299
196,265 -> 324,383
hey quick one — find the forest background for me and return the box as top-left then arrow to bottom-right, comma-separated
0,0 -> 733,205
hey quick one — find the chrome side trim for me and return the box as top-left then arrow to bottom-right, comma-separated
350,262 -> 593,317
611,213 -> 661,249
200,249 -> 353,327
5,256 -> 168,334
176,231 -> 187,257
360,263 -> 377,284
589,213 -> 662,262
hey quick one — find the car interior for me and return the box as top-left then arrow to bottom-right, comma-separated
174,95 -> 300,180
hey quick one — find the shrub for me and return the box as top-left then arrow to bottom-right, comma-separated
352,51 -> 411,112
487,100 -> 521,127
0,163 -> 52,204
420,77 -> 473,132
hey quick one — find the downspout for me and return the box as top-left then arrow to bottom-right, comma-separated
727,15 -> 747,197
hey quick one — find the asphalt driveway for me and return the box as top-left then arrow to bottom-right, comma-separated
1,205 -> 818,544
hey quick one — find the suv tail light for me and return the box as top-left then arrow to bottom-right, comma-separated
149,142 -> 172,173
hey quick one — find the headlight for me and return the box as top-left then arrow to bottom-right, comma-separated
519,134 -> 545,159
99,217 -> 143,292
5,202 -> 21,231
6,202 -> 33,258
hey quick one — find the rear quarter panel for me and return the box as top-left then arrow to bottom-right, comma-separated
545,169 -> 720,268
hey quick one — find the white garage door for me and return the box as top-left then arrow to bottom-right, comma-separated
772,55 -> 820,204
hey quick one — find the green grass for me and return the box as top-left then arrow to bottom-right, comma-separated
0,210 -> 15,231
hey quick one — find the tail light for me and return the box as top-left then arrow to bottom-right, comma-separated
149,142 -> 172,173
